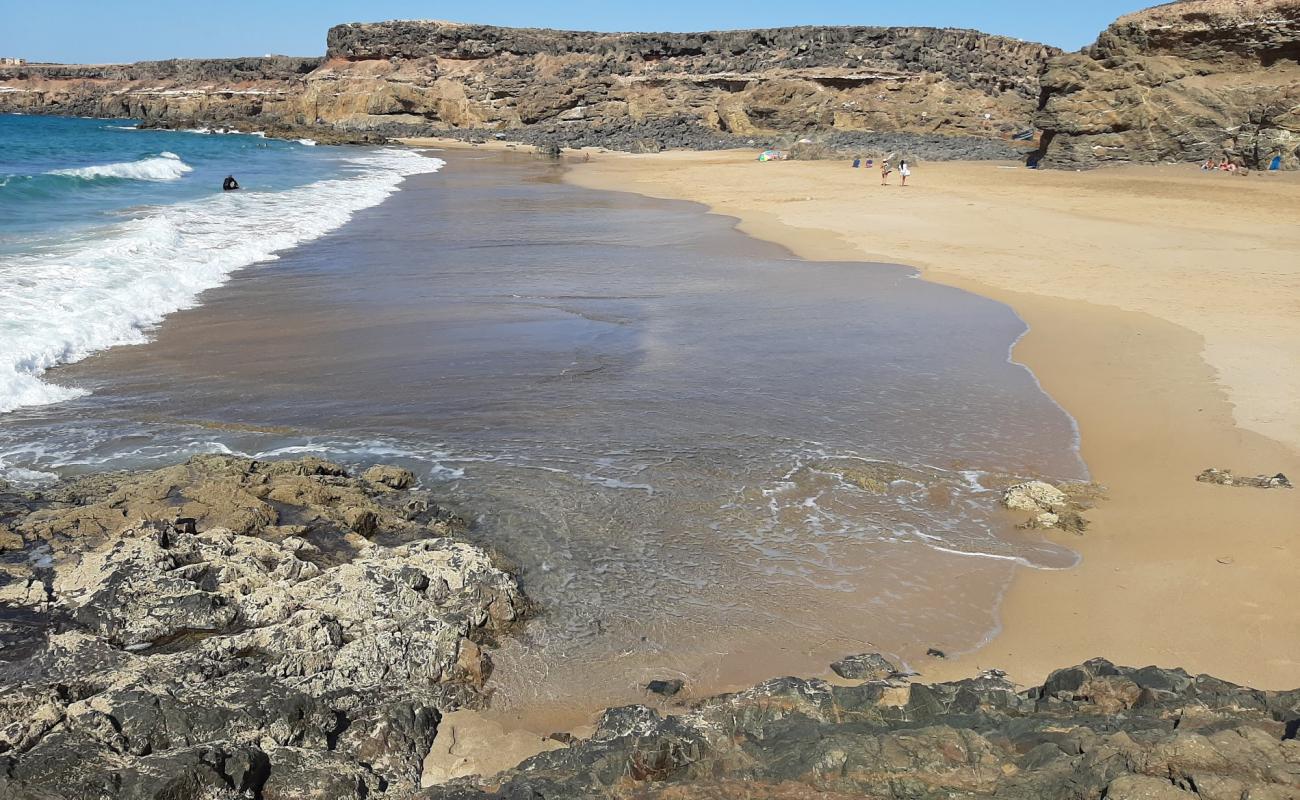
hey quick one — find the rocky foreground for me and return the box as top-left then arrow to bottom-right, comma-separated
425,658 -> 1300,799
0,456 -> 526,798
1,457 -> 1297,799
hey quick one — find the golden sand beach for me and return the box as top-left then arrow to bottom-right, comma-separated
560,150 -> 1300,691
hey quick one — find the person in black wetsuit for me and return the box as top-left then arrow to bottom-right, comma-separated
222,175 -> 240,191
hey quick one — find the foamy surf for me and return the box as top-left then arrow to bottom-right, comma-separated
49,151 -> 193,182
0,148 -> 445,415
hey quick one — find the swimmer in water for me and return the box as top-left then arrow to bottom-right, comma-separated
222,175 -> 240,191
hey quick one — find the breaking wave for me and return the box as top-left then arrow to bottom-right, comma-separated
48,151 -> 193,182
0,148 -> 444,413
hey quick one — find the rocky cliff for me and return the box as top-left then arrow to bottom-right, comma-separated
1033,0 -> 1300,168
0,22 -> 1057,153
0,57 -> 323,134
5,6 -> 1296,164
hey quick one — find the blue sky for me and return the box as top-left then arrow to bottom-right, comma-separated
2,1 -> 1146,64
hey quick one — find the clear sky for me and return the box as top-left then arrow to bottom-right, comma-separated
1,0 -> 1147,65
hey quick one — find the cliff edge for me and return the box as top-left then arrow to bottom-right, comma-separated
0,22 -> 1057,152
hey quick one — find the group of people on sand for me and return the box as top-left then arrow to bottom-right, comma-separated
878,158 -> 911,186
850,156 -> 912,185
1201,158 -> 1244,174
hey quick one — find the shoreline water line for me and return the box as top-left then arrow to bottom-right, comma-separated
561,146 -> 1300,693
1,148 -> 1093,725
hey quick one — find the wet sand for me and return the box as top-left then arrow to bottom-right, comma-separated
562,148 -> 1300,692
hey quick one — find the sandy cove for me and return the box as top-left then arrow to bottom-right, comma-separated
556,149 -> 1300,692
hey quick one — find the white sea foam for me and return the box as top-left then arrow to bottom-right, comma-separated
49,151 -> 193,182
0,149 -> 445,414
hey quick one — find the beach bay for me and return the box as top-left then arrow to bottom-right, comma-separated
565,149 -> 1300,690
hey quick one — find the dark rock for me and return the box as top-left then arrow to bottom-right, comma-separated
646,679 -> 684,697
417,660 -> 1300,799
830,652 -> 898,681
926,647 -> 946,658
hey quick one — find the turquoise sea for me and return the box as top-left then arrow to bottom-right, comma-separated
0,113 -> 440,412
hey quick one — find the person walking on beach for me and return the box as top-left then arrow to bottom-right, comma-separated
880,159 -> 893,185
899,159 -> 911,186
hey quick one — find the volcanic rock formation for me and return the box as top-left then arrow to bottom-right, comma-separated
423,658 -> 1300,799
0,22 -> 1057,153
1033,0 -> 1300,168
2,6 -> 1296,162
0,456 -> 525,799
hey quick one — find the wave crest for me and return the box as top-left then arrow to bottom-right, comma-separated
0,149 -> 444,414
49,151 -> 193,182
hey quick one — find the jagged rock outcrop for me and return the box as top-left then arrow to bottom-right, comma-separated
422,658 -> 1300,799
1033,0 -> 1300,168
0,456 -> 526,799
1197,467 -> 1294,488
0,22 -> 1058,152
1000,479 -> 1095,532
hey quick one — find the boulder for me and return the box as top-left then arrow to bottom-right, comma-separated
363,464 -> 416,490
830,652 -> 898,681
0,525 -> 22,552
1001,481 -> 1067,513
646,679 -> 685,697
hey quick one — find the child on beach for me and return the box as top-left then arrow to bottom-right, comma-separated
899,160 -> 911,186
880,160 -> 893,185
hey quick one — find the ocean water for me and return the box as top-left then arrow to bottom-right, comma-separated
0,114 -> 442,413
0,146 -> 1090,720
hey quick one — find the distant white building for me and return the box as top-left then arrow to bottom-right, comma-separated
0,57 -> 25,66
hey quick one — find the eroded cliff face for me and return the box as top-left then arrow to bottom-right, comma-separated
314,22 -> 1055,138
0,57 -> 322,133
0,22 -> 1058,149
1034,0 -> 1300,168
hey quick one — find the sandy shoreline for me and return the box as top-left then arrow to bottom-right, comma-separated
549,148 -> 1300,693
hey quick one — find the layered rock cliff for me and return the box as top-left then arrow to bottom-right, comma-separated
315,22 -> 1053,138
0,57 -> 321,132
1033,0 -> 1300,168
0,22 -> 1057,152
6,6 -> 1295,164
